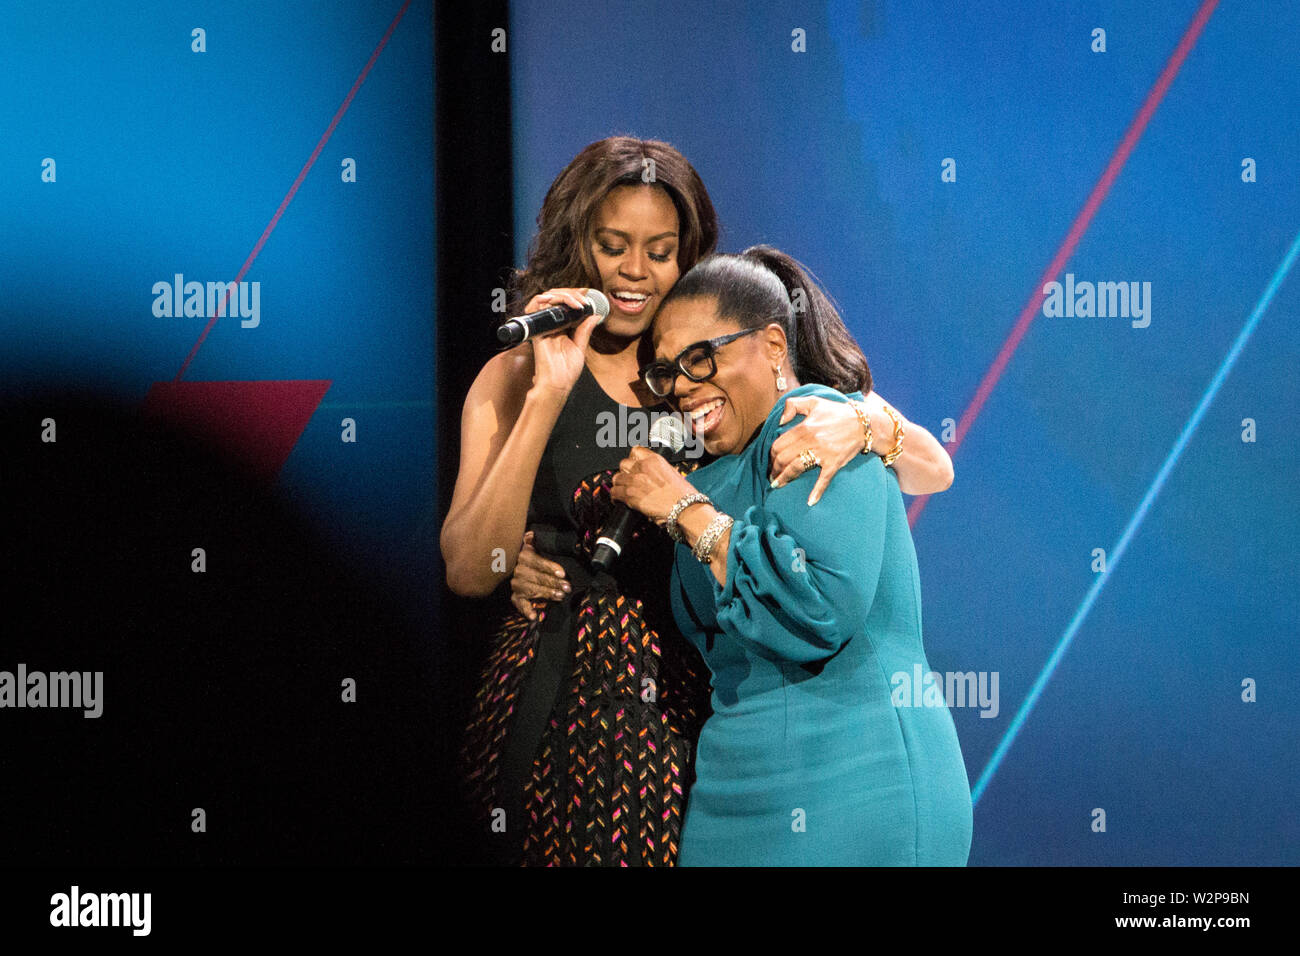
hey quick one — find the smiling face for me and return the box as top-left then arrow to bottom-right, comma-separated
652,296 -> 791,457
588,184 -> 681,339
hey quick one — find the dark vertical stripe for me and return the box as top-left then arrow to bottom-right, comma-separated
434,0 -> 515,864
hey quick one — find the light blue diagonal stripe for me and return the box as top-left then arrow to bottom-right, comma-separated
972,227 -> 1300,809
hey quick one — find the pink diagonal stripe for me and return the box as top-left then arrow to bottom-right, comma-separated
175,0 -> 413,381
908,0 -> 1219,527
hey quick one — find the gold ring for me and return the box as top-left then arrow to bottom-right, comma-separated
799,449 -> 820,471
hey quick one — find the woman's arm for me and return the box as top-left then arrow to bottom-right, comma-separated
859,391 -> 953,496
768,392 -> 953,502
674,460 -> 886,662
612,438 -> 886,663
439,351 -> 560,596
439,296 -> 602,597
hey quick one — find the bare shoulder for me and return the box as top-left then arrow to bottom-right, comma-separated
466,345 -> 533,416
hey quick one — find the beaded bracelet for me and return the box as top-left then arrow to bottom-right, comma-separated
880,402 -> 906,467
665,492 -> 711,543
693,513 -> 734,565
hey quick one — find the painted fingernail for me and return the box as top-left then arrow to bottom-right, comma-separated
770,478 -> 780,488
561,583 -> 571,592
553,590 -> 564,600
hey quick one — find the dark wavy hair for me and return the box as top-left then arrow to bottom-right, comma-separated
658,245 -> 872,395
508,137 -> 719,313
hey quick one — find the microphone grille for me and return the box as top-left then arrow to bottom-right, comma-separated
649,413 -> 686,453
585,289 -> 611,319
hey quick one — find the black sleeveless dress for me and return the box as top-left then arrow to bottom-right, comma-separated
459,364 -> 711,866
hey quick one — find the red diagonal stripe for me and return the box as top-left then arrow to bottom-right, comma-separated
908,0 -> 1220,527
175,0 -> 413,381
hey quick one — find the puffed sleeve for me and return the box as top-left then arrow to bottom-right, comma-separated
711,416 -> 889,664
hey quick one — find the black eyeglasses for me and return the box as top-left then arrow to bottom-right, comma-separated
640,326 -> 763,397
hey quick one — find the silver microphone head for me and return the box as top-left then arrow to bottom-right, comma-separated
649,413 -> 687,454
585,289 -> 610,319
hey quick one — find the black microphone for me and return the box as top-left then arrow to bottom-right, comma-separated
496,289 -> 610,345
592,415 -> 688,573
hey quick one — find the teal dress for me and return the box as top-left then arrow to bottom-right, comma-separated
670,384 -> 973,866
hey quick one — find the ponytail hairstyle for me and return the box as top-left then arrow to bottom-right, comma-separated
658,245 -> 872,394
508,136 -> 719,313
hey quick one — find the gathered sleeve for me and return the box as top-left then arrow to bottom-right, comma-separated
711,412 -> 889,664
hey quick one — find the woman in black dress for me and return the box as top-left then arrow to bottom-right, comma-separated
441,137 -> 954,865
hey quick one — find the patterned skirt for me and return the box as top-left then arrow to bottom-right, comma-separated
459,475 -> 709,866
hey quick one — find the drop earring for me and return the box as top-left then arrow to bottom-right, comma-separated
774,365 -> 787,391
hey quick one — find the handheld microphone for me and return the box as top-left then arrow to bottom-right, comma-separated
592,415 -> 688,573
496,289 -> 610,345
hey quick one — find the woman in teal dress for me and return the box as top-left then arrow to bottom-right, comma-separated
610,247 -> 973,865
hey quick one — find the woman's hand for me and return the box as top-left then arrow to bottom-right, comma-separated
769,392 -> 955,501
609,446 -> 699,524
523,288 -> 605,397
769,395 -> 864,505
509,531 -> 570,621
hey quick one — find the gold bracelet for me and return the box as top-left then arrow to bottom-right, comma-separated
880,402 -> 905,467
849,400 -> 873,455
